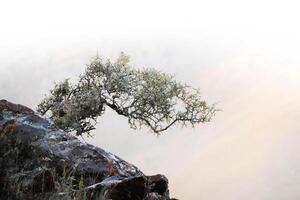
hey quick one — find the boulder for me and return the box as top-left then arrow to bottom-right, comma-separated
0,100 -> 174,200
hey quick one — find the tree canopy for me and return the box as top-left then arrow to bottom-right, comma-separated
37,52 -> 217,136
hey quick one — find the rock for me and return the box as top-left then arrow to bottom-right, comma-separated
0,99 -> 34,114
147,174 -> 169,197
0,100 -> 175,200
144,192 -> 166,200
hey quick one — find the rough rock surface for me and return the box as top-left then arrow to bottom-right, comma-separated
0,100 -> 176,200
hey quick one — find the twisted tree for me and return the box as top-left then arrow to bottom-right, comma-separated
38,52 -> 217,136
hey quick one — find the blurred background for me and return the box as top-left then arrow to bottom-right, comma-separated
1,0 -> 300,199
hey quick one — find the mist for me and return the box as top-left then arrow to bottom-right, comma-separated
1,1 -> 300,199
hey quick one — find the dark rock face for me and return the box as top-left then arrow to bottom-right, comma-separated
0,100 -> 173,200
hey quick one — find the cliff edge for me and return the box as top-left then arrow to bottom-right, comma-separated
0,100 -> 176,200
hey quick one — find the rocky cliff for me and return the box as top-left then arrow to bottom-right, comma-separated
0,100 -> 176,200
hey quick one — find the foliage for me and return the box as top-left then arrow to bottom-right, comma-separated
37,52 -> 217,136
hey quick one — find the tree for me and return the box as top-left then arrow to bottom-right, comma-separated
37,52 -> 217,136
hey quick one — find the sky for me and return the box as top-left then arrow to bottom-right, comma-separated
1,0 -> 300,199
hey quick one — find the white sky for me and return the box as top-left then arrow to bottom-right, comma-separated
1,0 -> 300,199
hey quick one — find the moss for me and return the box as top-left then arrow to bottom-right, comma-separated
54,117 -> 67,129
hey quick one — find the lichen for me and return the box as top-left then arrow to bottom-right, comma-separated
1,110 -> 14,120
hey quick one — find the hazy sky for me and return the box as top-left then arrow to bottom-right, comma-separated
1,1 -> 300,199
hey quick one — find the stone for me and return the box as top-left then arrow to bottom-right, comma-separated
0,99 -> 176,200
